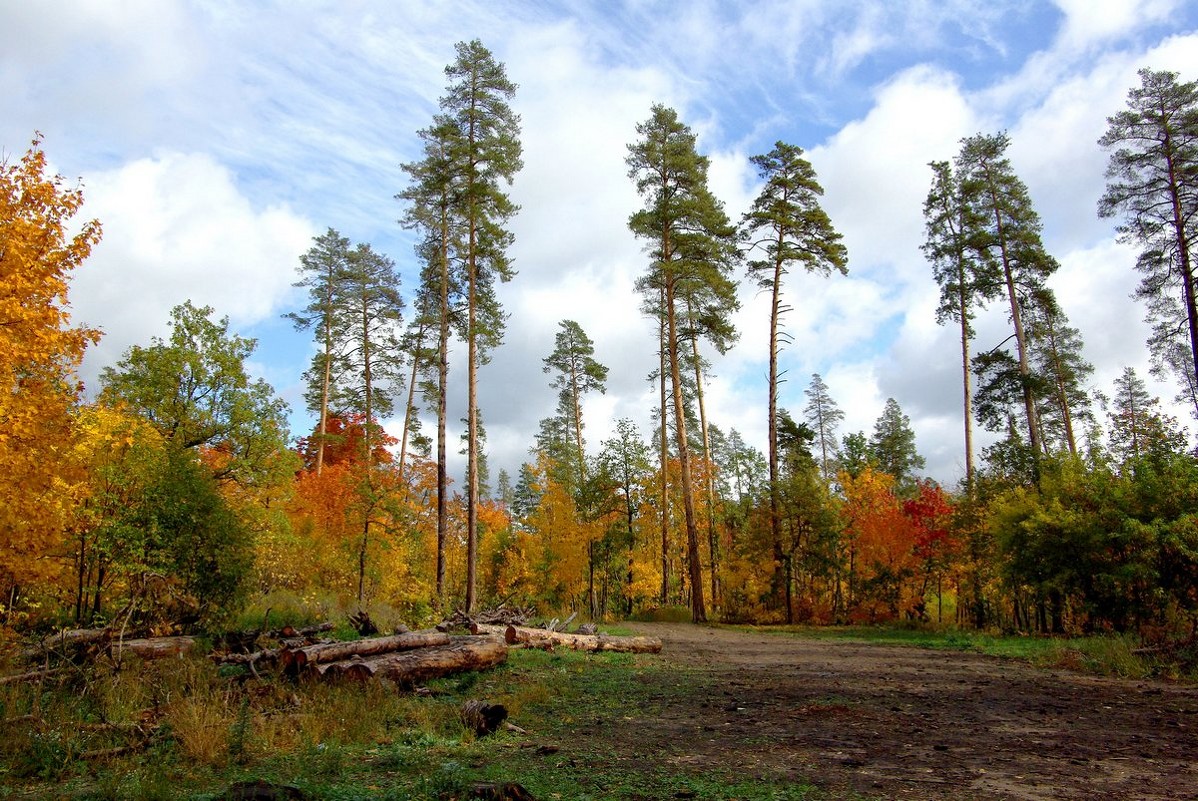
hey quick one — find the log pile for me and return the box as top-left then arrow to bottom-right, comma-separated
206,628 -> 510,688
315,636 -> 509,687
468,622 -> 662,653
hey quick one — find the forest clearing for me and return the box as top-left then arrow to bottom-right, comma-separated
6,17 -> 1198,800
2,621 -> 1196,800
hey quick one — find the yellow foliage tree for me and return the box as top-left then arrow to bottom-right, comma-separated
69,404 -> 168,623
0,135 -> 101,621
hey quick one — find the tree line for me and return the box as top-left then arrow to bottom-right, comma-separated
3,47 -> 1198,644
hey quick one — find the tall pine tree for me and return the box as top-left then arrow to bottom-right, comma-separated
627,104 -> 739,622
742,142 -> 847,604
1099,68 -> 1198,418
441,40 -> 522,612
956,132 -> 1059,479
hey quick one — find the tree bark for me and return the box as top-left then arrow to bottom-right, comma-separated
109,636 -> 196,661
279,631 -> 451,675
319,636 -> 507,685
665,277 -> 706,622
498,624 -> 662,653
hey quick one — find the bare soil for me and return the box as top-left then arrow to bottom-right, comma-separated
619,623 -> 1198,800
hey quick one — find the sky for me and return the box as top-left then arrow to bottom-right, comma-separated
4,0 -> 1198,489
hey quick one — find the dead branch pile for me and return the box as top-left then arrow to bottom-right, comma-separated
437,603 -> 537,631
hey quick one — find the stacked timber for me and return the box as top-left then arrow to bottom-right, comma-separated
468,622 -> 662,654
312,636 -> 509,687
278,630 -> 452,676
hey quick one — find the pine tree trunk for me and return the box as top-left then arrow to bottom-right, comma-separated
687,309 -> 719,612
986,182 -> 1044,466
768,251 -> 785,606
1164,138 -> 1198,396
359,289 -> 374,606
316,277 -> 334,476
436,230 -> 450,601
957,272 -> 975,490
466,249 -> 479,614
658,295 -> 670,605
665,278 -> 706,623
398,320 -> 428,479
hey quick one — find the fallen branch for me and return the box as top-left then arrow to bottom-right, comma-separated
547,612 -> 577,632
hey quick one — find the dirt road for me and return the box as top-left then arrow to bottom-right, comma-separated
621,624 -> 1198,800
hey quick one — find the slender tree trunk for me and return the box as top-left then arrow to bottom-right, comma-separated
436,226 -> 450,601
1047,333 -> 1078,455
570,359 -> 586,488
74,532 -> 86,624
316,279 -> 334,476
768,251 -> 785,605
665,278 -> 706,623
398,320 -> 429,480
956,271 -> 975,490
986,181 -> 1044,464
658,290 -> 670,605
686,308 -> 719,612
358,291 -> 374,606
466,244 -> 479,614
1163,137 -> 1198,394
625,491 -> 636,616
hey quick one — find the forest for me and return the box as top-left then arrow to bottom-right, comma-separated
4,39 -> 1198,653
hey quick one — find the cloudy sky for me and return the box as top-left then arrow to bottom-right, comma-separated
5,0 -> 1198,487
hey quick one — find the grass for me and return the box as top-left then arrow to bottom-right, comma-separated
0,645 -> 831,801
729,623 -> 1177,679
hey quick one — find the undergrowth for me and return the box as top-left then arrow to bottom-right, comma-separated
0,643 -> 829,800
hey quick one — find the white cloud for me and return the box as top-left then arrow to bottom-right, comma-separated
1052,0 -> 1179,50
73,152 -> 314,391
7,0 -> 1198,486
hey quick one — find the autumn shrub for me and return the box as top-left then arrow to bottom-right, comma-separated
1040,634 -> 1152,679
630,604 -> 692,623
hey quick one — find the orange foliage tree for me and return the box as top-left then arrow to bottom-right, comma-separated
0,135 -> 101,622
839,468 -> 921,622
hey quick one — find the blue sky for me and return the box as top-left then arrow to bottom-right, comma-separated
4,0 -> 1198,486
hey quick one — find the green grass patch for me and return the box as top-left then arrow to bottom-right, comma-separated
727,623 -> 1168,678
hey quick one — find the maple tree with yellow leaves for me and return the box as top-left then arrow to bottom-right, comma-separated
0,135 -> 101,622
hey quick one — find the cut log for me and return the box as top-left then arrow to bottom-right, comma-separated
469,622 -> 511,638
320,636 -> 508,686
110,636 -> 196,661
22,627 -> 111,661
502,625 -> 662,654
461,699 -> 509,736
279,630 -> 451,676
0,667 -> 68,685
42,627 -> 111,650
